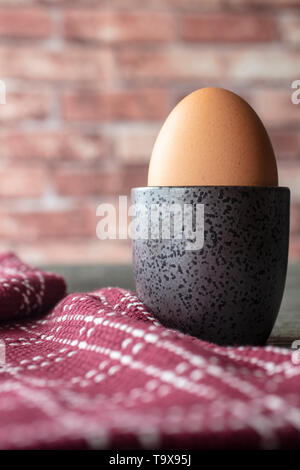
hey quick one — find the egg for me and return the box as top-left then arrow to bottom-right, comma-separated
148,87 -> 278,187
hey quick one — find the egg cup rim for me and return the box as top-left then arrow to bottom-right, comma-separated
132,186 -> 289,192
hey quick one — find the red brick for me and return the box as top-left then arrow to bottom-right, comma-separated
0,46 -> 114,83
63,89 -> 168,121
113,125 -> 159,163
64,10 -> 174,43
118,47 -> 300,82
280,14 -> 300,44
0,91 -> 51,121
0,0 -> 220,7
0,206 -> 95,241
278,164 -> 300,202
230,49 -> 300,81
270,131 -> 300,161
118,47 -> 223,81
0,167 -> 46,198
53,168 -> 123,196
249,89 -> 300,127
289,236 -> 300,262
1,0 -> 299,7
181,13 -> 277,42
0,131 -> 108,161
53,165 -> 148,196
120,164 -> 148,193
227,0 -> 300,6
0,8 -> 51,38
291,204 -> 300,235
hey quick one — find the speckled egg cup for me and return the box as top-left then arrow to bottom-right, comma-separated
131,186 -> 290,346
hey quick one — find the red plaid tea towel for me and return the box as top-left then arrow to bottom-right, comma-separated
0,253 -> 299,450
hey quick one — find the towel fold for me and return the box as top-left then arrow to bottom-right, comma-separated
0,253 -> 299,450
0,252 -> 66,321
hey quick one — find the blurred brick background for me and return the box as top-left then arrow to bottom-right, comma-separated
0,0 -> 299,264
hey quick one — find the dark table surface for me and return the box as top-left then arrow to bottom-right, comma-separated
43,263 -> 300,349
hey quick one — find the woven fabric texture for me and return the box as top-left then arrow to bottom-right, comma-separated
0,252 -> 66,321
0,253 -> 299,449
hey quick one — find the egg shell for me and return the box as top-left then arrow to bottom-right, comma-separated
148,87 -> 278,187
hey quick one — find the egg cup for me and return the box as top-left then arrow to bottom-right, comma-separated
131,186 -> 290,346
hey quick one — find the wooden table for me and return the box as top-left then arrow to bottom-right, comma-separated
44,263 -> 300,349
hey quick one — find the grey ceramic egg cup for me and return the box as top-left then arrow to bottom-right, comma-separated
131,186 -> 290,346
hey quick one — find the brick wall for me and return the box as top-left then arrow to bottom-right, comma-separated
0,0 -> 299,264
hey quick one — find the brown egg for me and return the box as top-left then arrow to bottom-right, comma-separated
148,87 -> 278,187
